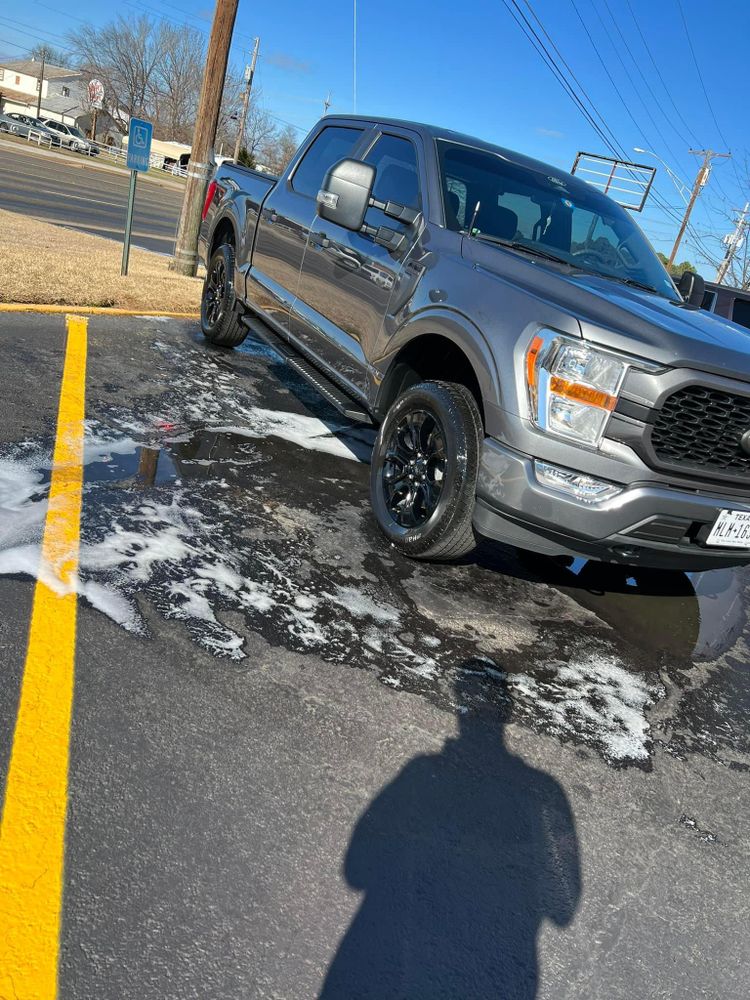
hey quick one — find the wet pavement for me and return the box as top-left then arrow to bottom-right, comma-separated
1,311 -> 749,998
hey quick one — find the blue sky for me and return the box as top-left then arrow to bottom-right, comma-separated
1,0 -> 747,275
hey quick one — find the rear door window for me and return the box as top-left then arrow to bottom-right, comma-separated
731,297 -> 750,330
291,126 -> 364,199
363,133 -> 420,229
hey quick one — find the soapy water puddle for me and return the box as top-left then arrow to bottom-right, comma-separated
1,330 -> 748,767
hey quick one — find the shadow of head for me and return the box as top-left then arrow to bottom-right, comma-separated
319,668 -> 581,999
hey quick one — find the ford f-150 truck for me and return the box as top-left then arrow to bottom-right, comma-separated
198,115 -> 750,570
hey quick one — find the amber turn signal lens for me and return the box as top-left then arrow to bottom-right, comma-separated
526,335 -> 544,387
549,376 -> 617,411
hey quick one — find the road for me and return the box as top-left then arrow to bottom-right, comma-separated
0,140 -> 184,253
0,311 -> 748,998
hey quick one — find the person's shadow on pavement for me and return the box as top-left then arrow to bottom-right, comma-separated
320,669 -> 581,1000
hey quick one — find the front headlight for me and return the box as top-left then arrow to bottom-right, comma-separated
526,333 -> 627,446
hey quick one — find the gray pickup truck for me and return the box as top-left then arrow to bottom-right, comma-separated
198,115 -> 750,570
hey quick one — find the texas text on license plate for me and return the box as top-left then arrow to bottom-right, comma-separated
706,509 -> 750,548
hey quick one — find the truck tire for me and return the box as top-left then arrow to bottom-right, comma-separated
370,380 -> 482,561
200,243 -> 248,348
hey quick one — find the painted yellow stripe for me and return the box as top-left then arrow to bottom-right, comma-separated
0,315 -> 88,1000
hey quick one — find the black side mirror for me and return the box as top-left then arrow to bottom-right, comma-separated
317,158 -> 375,231
677,270 -> 706,307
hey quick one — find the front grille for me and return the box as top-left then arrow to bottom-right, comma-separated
651,385 -> 750,479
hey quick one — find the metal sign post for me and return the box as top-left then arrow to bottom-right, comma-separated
122,117 -> 153,276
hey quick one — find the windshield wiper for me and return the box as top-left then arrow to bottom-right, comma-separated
593,274 -> 661,295
471,234 -> 574,267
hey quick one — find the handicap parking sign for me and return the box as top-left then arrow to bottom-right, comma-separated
127,117 -> 153,172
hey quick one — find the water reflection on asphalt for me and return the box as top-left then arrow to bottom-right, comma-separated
4,323 -> 745,766
84,429 -> 747,673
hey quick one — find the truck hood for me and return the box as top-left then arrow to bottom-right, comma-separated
467,240 -> 750,381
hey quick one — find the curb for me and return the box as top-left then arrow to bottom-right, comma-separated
0,304 -> 199,318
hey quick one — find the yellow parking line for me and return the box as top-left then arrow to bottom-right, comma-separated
0,315 -> 88,1000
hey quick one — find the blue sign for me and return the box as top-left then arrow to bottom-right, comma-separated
126,117 -> 153,172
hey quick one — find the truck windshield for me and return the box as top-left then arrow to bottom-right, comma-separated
438,140 -> 679,302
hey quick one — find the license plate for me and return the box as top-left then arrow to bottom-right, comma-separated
706,509 -> 750,548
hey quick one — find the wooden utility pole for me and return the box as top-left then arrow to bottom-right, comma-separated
233,36 -> 259,162
35,54 -> 45,119
668,149 -> 730,267
170,0 -> 239,276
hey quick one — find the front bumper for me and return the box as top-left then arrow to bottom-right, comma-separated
474,438 -> 750,570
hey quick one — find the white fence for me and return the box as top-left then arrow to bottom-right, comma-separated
0,125 -> 187,177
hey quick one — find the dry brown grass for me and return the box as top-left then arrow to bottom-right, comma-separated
0,208 -> 201,313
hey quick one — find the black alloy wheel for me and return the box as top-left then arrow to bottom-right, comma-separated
370,380 -> 482,561
382,409 -> 447,528
200,243 -> 248,348
204,253 -> 228,328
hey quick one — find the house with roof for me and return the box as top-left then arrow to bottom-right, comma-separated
0,57 -> 120,144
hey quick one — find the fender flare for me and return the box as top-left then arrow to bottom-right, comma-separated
207,205 -> 241,258
375,308 -> 502,410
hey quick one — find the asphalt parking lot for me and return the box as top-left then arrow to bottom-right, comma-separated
1,311 -> 749,998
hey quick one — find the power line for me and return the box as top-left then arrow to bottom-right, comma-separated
500,1 -> 622,159
675,0 -> 745,194
600,0 -> 696,165
124,0 -> 257,49
0,15 -> 78,58
514,0 -> 681,231
564,0 -> 725,238
505,0 -> 721,253
519,0 -> 624,155
31,2 -> 89,26
568,0 -> 657,152
622,0 -> 702,149
592,0 -> 685,169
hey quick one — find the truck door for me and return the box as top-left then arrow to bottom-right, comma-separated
247,124 -> 365,331
290,129 -> 423,397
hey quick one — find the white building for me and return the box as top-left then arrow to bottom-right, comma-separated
0,59 -> 84,122
0,58 -> 120,143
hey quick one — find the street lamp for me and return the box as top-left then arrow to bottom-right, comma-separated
634,147 -> 690,206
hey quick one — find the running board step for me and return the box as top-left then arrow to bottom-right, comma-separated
242,317 -> 373,424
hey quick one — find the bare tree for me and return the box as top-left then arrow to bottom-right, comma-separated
241,102 -> 278,160
258,124 -> 299,174
215,66 -> 245,151
67,15 -> 162,133
723,237 -> 750,290
29,43 -> 70,67
66,12 -> 276,155
149,22 -> 205,143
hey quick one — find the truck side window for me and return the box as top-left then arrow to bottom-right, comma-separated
291,126 -> 364,198
364,134 -> 420,228
731,297 -> 750,330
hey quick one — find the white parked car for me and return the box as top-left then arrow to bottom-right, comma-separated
39,119 -> 99,155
